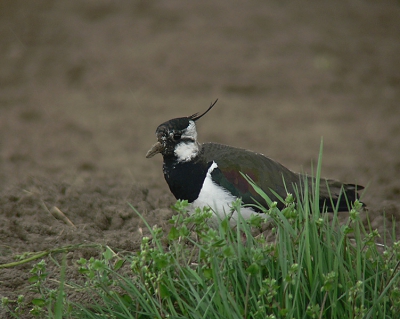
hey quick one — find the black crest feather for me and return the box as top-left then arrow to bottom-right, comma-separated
188,99 -> 218,121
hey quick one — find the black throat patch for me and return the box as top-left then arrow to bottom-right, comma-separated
162,157 -> 211,203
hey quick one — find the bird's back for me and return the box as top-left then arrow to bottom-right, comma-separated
201,142 -> 363,211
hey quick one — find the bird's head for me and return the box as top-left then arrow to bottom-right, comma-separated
146,99 -> 218,161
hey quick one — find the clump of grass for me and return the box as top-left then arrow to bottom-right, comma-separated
2,146 -> 400,318
67,195 -> 398,319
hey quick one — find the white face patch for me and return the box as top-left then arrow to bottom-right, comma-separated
174,141 -> 199,162
173,120 -> 199,162
181,120 -> 197,141
192,161 -> 256,225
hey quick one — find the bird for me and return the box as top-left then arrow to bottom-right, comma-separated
146,100 -> 364,221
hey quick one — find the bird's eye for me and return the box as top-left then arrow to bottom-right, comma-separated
173,132 -> 182,140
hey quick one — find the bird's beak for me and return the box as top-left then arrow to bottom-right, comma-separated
146,141 -> 164,158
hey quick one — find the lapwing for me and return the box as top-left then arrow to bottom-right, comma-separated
146,100 -> 364,220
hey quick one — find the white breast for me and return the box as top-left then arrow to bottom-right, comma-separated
191,161 -> 257,225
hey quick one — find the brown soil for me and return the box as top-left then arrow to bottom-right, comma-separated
1,0 -> 399,316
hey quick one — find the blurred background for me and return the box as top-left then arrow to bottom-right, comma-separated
0,0 -> 400,246
1,0 -> 400,303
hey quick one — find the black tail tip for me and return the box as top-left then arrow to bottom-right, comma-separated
324,184 -> 365,212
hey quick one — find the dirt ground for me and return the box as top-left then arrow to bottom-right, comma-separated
1,0 -> 400,315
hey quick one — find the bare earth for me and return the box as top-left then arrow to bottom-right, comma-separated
1,0 -> 400,314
